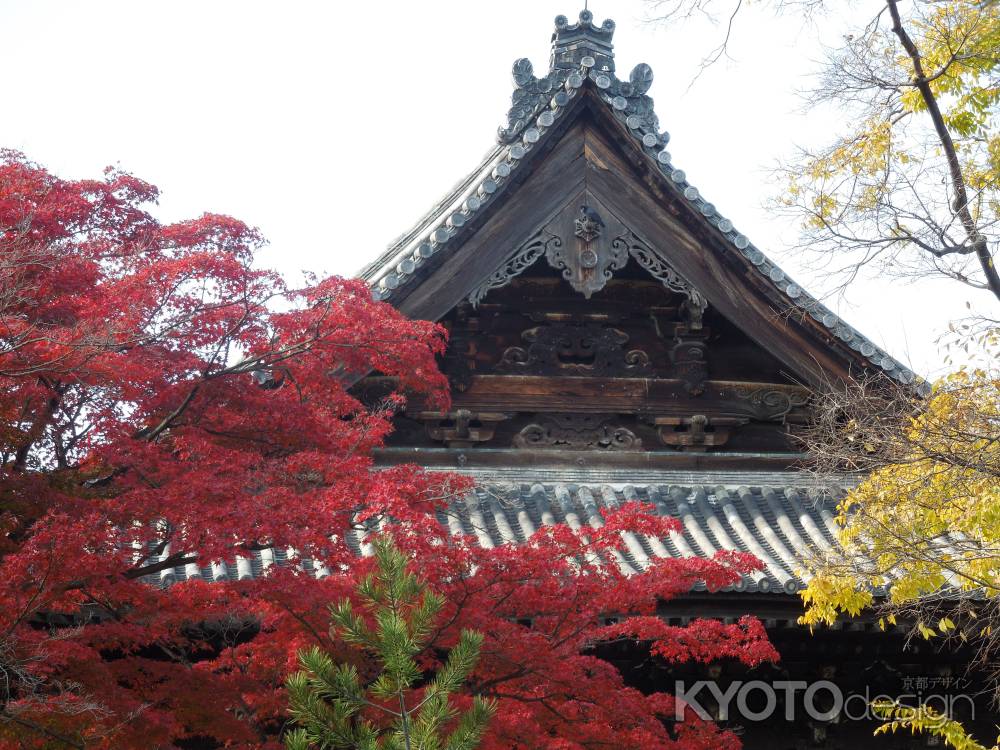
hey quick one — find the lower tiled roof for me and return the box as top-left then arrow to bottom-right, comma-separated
151,474 -> 846,596
438,483 -> 840,595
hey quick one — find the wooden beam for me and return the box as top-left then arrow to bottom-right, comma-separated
374,446 -> 805,471
435,375 -> 812,421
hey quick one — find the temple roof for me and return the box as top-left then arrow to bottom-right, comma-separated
149,473 -> 846,596
151,13 -> 923,610
358,9 -> 927,394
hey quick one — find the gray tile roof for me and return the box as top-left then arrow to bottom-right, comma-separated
446,482 -> 842,595
358,10 -> 928,395
149,475 -> 846,596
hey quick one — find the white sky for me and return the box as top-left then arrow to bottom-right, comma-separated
2,0 -> 991,377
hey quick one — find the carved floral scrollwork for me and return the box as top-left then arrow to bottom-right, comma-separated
513,414 -> 642,451
468,228 -> 562,307
498,323 -> 652,376
613,231 -> 708,329
731,386 -> 811,420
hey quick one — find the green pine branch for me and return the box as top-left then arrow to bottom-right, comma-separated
284,536 -> 496,750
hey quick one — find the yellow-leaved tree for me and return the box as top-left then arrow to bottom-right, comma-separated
648,0 -> 1000,300
645,0 -> 1000,745
797,346 -> 999,749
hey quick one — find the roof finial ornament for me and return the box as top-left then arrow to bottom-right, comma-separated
497,9 -> 663,144
550,9 -> 616,72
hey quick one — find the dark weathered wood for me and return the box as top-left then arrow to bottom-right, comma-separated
395,95 -> 863,389
577,117 -> 855,387
374,446 -> 806,471
445,375 -> 811,421
377,85 -> 901,399
397,122 -> 589,319
496,320 -> 654,377
443,276 -> 797,385
655,415 -> 746,451
415,410 -> 511,448
543,194 -> 629,298
356,93 -> 905,464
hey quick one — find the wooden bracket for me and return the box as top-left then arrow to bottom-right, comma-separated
653,415 -> 747,451
416,409 -> 510,448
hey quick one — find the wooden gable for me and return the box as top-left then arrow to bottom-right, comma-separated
389,109 -> 848,389
358,89 -> 921,466
357,8 -> 925,473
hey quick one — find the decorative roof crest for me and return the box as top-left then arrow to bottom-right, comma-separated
551,10 -> 616,71
498,10 -> 662,143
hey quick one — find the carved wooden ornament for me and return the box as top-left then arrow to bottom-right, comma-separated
498,322 -> 652,377
513,414 -> 641,451
544,196 -> 628,298
468,194 -> 711,313
670,337 -> 708,395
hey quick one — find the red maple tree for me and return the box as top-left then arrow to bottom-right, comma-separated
0,151 -> 776,749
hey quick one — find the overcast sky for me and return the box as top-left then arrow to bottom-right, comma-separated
2,0 -> 990,376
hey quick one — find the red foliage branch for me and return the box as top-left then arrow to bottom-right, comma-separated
0,151 -> 776,749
